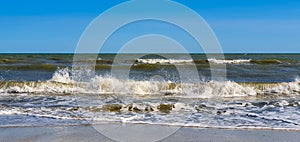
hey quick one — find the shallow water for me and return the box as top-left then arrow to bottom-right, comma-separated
0,53 -> 300,130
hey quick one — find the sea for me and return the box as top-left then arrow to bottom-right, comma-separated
1,53 -> 300,130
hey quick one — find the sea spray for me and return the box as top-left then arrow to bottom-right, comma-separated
1,68 -> 299,97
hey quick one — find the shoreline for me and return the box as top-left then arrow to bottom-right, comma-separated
1,124 -> 300,142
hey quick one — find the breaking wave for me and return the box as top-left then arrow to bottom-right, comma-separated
0,68 -> 300,98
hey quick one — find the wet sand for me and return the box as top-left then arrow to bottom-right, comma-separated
1,125 -> 300,142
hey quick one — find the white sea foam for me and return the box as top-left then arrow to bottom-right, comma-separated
1,68 -> 299,97
50,68 -> 74,84
136,59 -> 193,64
264,79 -> 300,95
0,74 -> 257,98
207,58 -> 251,64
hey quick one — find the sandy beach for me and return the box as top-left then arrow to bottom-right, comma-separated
1,125 -> 300,142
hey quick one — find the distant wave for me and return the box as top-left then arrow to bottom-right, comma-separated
136,59 -> 194,64
136,58 -> 252,65
0,64 -> 59,71
207,59 -> 251,64
250,59 -> 283,64
0,59 -> 24,64
135,58 -> 296,65
0,58 -> 298,72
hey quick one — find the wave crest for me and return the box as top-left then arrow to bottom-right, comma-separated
0,69 -> 299,98
207,59 -> 251,64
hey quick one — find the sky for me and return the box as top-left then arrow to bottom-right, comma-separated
0,0 -> 299,53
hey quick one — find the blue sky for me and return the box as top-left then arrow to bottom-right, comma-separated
0,0 -> 299,53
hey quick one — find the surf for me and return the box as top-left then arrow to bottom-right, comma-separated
0,68 -> 299,98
